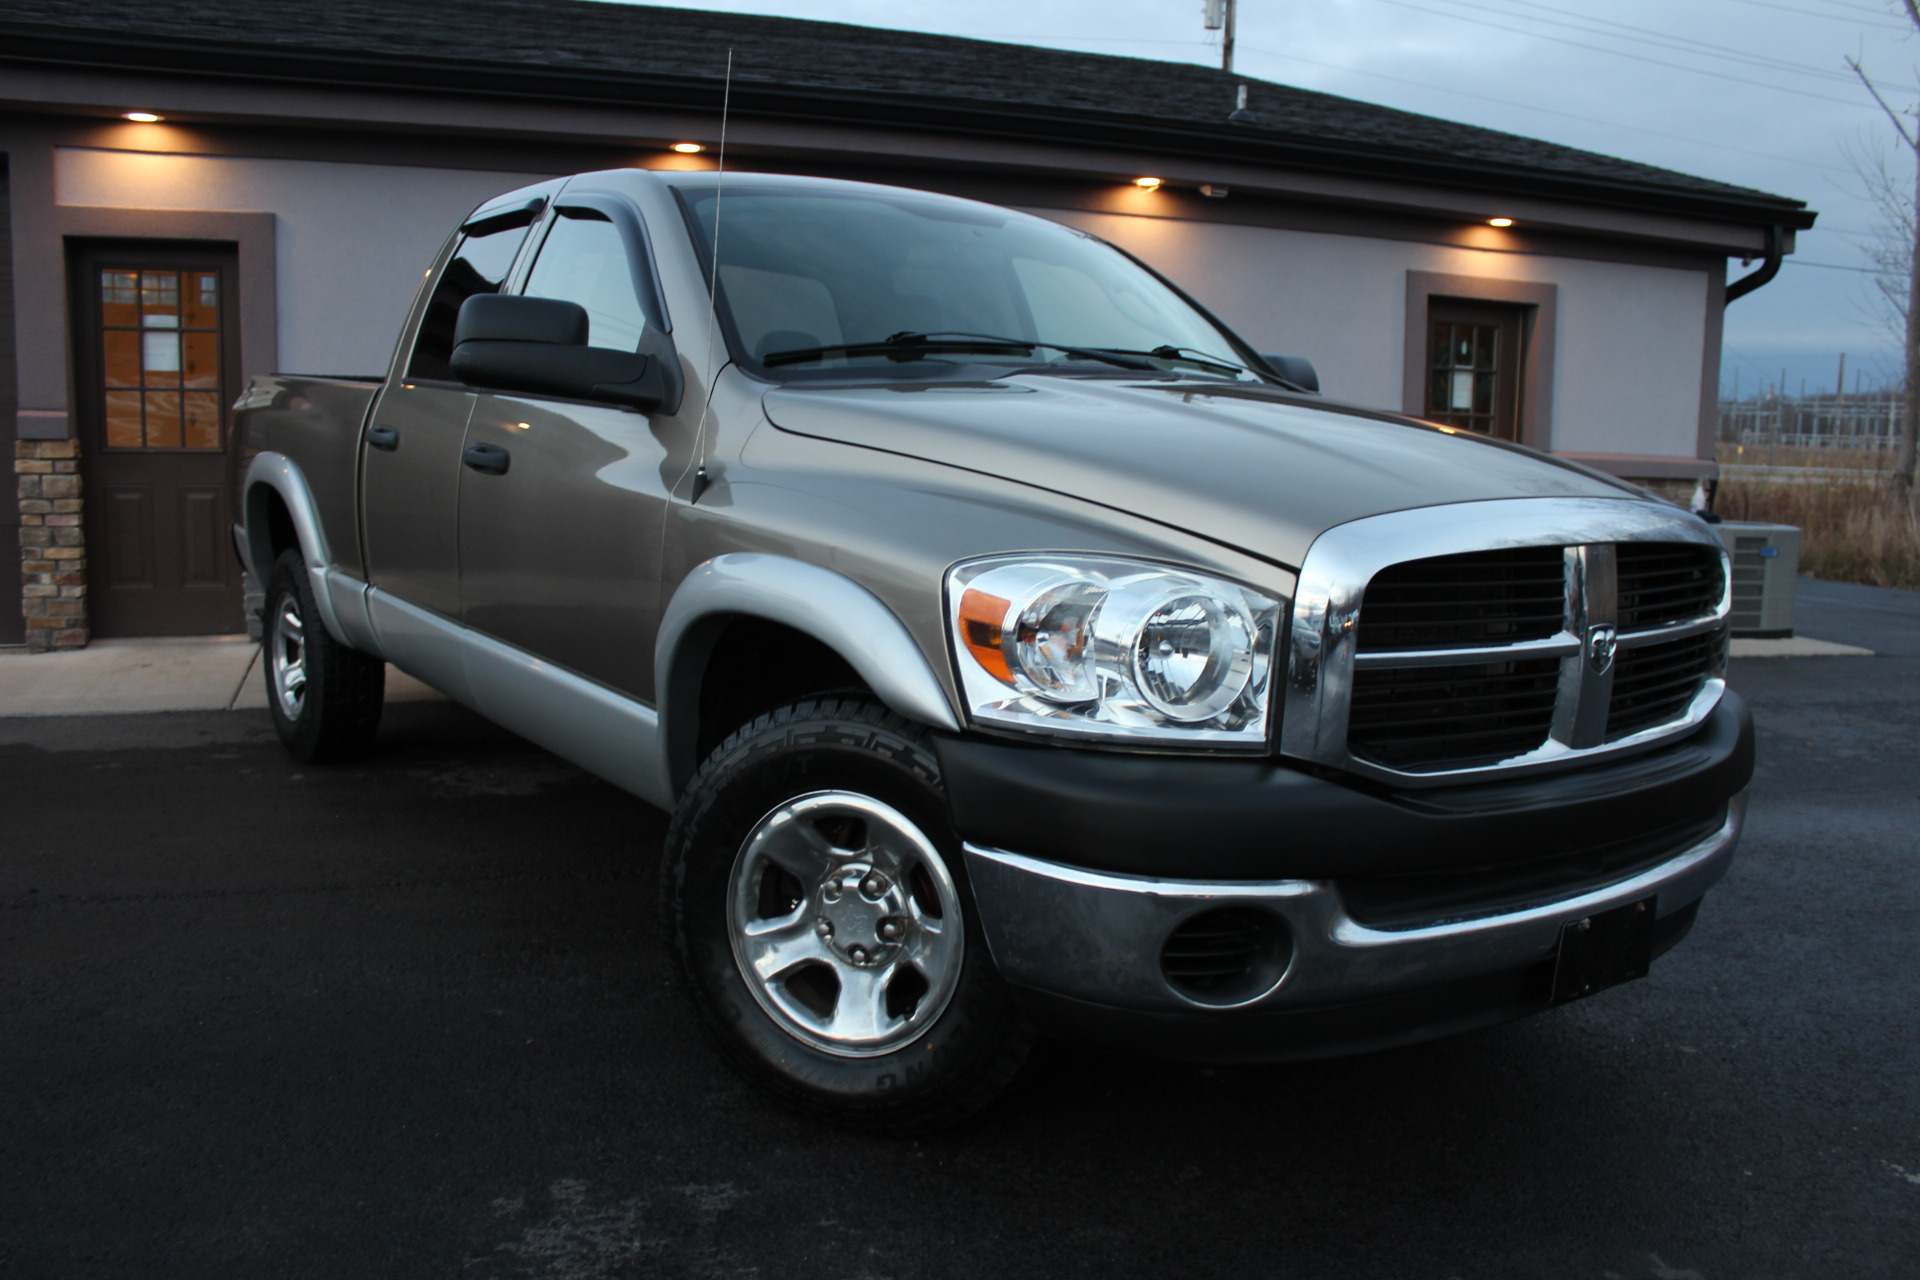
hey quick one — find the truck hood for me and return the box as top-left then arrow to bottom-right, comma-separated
760,377 -> 1638,568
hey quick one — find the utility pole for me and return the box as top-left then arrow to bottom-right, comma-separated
1203,0 -> 1236,73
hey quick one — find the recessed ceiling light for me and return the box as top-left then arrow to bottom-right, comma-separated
123,111 -> 163,123
1488,217 -> 1514,227
672,142 -> 704,153
1134,176 -> 1163,189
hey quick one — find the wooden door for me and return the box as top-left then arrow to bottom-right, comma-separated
70,242 -> 244,636
1426,299 -> 1526,443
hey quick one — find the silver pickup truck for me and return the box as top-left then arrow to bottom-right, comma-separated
233,169 -> 1752,1131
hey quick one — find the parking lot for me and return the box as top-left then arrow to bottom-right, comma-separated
2,579 -> 1916,1279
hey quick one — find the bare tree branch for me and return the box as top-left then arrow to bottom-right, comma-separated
1847,55 -> 1918,149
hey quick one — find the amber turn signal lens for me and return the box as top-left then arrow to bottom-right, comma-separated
958,588 -> 1015,684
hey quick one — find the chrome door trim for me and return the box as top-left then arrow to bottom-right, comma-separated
1281,497 -> 1730,787
367,587 -> 672,809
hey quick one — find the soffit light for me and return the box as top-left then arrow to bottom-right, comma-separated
1134,176 -> 1163,189
671,142 -> 704,153
123,111 -> 163,122
1488,217 -> 1514,227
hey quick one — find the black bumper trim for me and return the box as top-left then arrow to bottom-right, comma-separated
935,690 -> 1753,881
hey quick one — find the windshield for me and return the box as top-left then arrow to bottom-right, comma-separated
676,185 -> 1268,381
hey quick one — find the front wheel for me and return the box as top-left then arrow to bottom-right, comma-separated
662,699 -> 1031,1133
263,548 -> 384,763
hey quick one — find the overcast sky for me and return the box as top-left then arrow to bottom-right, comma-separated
616,0 -> 1916,399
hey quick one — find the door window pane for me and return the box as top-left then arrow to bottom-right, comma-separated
144,391 -> 182,448
105,391 -> 144,448
183,331 -> 219,388
184,392 -> 222,449
524,211 -> 647,352
96,266 -> 225,449
103,329 -> 141,387
408,220 -> 535,380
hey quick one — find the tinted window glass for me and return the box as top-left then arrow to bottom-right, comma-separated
678,187 -> 1257,375
408,220 -> 533,380
523,210 -> 648,352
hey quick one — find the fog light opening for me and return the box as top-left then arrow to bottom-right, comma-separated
1160,907 -> 1292,1007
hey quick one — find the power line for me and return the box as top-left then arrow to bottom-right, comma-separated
1235,43 -> 1855,175
1368,0 -> 1885,108
1725,0 -> 1913,26
1424,0 -> 1868,85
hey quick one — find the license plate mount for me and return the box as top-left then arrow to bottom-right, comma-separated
1550,896 -> 1656,1004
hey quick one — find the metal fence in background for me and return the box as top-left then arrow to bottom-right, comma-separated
1720,397 -> 1903,450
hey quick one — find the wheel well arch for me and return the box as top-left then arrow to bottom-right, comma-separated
247,482 -> 300,579
665,613 -> 874,794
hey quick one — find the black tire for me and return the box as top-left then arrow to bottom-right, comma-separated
262,548 -> 384,763
663,698 -> 1032,1134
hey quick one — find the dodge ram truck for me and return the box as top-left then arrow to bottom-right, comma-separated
233,169 -> 1752,1131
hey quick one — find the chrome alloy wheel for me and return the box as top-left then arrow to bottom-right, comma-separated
268,593 -> 308,722
727,791 -> 965,1057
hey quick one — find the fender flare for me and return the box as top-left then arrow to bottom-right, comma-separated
242,450 -> 355,647
655,553 -> 961,795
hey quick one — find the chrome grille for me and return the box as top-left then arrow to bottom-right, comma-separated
1616,543 -> 1724,631
1607,627 -> 1728,740
1357,546 -> 1567,652
1283,500 -> 1733,786
1347,657 -> 1561,770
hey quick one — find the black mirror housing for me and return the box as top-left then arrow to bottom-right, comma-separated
449,294 -> 682,413
1259,353 -> 1319,393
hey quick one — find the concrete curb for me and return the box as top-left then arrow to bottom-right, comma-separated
1729,636 -> 1874,659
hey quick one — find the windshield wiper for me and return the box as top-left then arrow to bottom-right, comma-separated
761,331 -> 1157,371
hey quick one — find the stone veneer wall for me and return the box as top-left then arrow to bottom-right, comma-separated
15,439 -> 86,650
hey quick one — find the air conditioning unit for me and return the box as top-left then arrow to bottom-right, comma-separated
1713,521 -> 1800,638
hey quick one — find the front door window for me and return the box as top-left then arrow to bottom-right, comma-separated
1426,299 -> 1525,442
99,268 -> 225,451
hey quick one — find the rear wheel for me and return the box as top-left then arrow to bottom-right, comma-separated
663,698 -> 1031,1133
264,548 -> 384,763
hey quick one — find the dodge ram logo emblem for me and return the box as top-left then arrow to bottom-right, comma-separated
1586,624 -> 1617,675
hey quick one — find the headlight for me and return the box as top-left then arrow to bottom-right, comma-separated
946,555 -> 1284,748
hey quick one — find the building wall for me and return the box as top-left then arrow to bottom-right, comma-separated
55,147 -> 546,377
0,154 -> 20,645
1039,209 -> 1712,462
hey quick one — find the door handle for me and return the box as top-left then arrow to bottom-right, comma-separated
462,442 -> 511,475
366,424 -> 400,452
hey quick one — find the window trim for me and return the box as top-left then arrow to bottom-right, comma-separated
1403,271 -> 1557,452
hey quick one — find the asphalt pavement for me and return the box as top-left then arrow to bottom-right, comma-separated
2,583 -> 1916,1279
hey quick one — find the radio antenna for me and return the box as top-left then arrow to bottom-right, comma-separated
683,49 -> 732,504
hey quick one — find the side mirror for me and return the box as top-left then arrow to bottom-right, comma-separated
1259,354 -> 1319,394
450,294 -> 678,412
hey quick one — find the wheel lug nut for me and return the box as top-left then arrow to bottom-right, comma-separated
879,918 -> 904,941
821,882 -> 841,902
848,945 -> 870,965
860,874 -> 889,899
815,918 -> 833,938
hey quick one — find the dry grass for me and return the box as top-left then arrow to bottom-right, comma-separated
1718,441 -> 1898,473
1713,449 -> 1920,590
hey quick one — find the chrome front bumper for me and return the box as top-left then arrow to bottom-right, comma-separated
964,792 -> 1744,1015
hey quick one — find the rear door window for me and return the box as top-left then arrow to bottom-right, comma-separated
407,216 -> 537,381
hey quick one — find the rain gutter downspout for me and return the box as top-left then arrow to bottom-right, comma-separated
1725,225 -> 1785,304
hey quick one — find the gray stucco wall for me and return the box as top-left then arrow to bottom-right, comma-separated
1,154 -> 20,645
55,147 -> 545,378
48,146 -> 1713,465
1036,209 -> 1712,462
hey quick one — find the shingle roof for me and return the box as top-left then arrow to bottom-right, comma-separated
0,0 -> 1813,227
